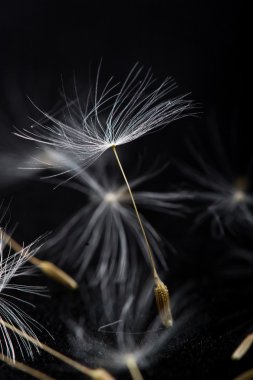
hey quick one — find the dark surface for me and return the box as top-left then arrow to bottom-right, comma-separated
0,1 -> 247,380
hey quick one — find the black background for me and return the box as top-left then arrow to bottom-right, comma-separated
0,1 -> 248,380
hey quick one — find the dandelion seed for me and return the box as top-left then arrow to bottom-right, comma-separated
16,64 -> 192,172
174,143 -> 253,238
16,65 -> 192,326
0,228 -> 46,361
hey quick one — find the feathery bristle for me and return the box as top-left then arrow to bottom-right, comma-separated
154,279 -> 173,328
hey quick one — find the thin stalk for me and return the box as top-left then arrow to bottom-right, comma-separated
111,145 -> 173,327
125,355 -> 144,380
112,145 -> 157,279
0,319 -> 115,380
0,353 -> 56,380
1,230 -> 78,290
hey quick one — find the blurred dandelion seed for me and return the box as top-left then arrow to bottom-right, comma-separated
16,64 -> 192,172
174,144 -> 253,238
45,152 -> 187,323
0,319 -> 115,380
45,158 -> 170,283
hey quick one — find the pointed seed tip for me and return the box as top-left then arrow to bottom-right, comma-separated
231,333 -> 253,361
38,261 -> 78,290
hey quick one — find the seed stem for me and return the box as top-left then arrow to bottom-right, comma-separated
234,368 -> 253,380
0,319 -> 115,380
232,333 -> 253,360
125,354 -> 144,380
1,230 -> 78,290
112,145 -> 157,279
111,145 -> 173,327
0,353 -> 55,380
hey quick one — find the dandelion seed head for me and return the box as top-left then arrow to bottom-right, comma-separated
44,156 -> 188,283
0,222 -> 46,361
15,64 -> 193,173
173,142 -> 253,237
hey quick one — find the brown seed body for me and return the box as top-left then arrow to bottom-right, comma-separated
154,279 -> 173,328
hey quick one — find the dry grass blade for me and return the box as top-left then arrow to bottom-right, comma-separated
0,319 -> 115,380
232,333 -> 253,360
0,353 -> 56,380
1,231 -> 78,290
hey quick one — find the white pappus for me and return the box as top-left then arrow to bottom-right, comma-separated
173,140 -> 253,238
0,227 -> 46,361
15,64 -> 193,173
44,153 -> 190,284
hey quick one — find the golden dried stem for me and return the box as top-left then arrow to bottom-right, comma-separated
0,319 -> 115,380
0,353 -> 55,380
111,145 -> 173,328
232,333 -> 253,360
125,354 -> 144,380
112,145 -> 157,277
234,368 -> 253,380
1,230 -> 78,290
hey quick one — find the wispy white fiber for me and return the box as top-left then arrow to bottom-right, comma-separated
175,148 -> 253,238
45,155 -> 191,283
0,227 -> 46,361
15,64 -> 193,172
